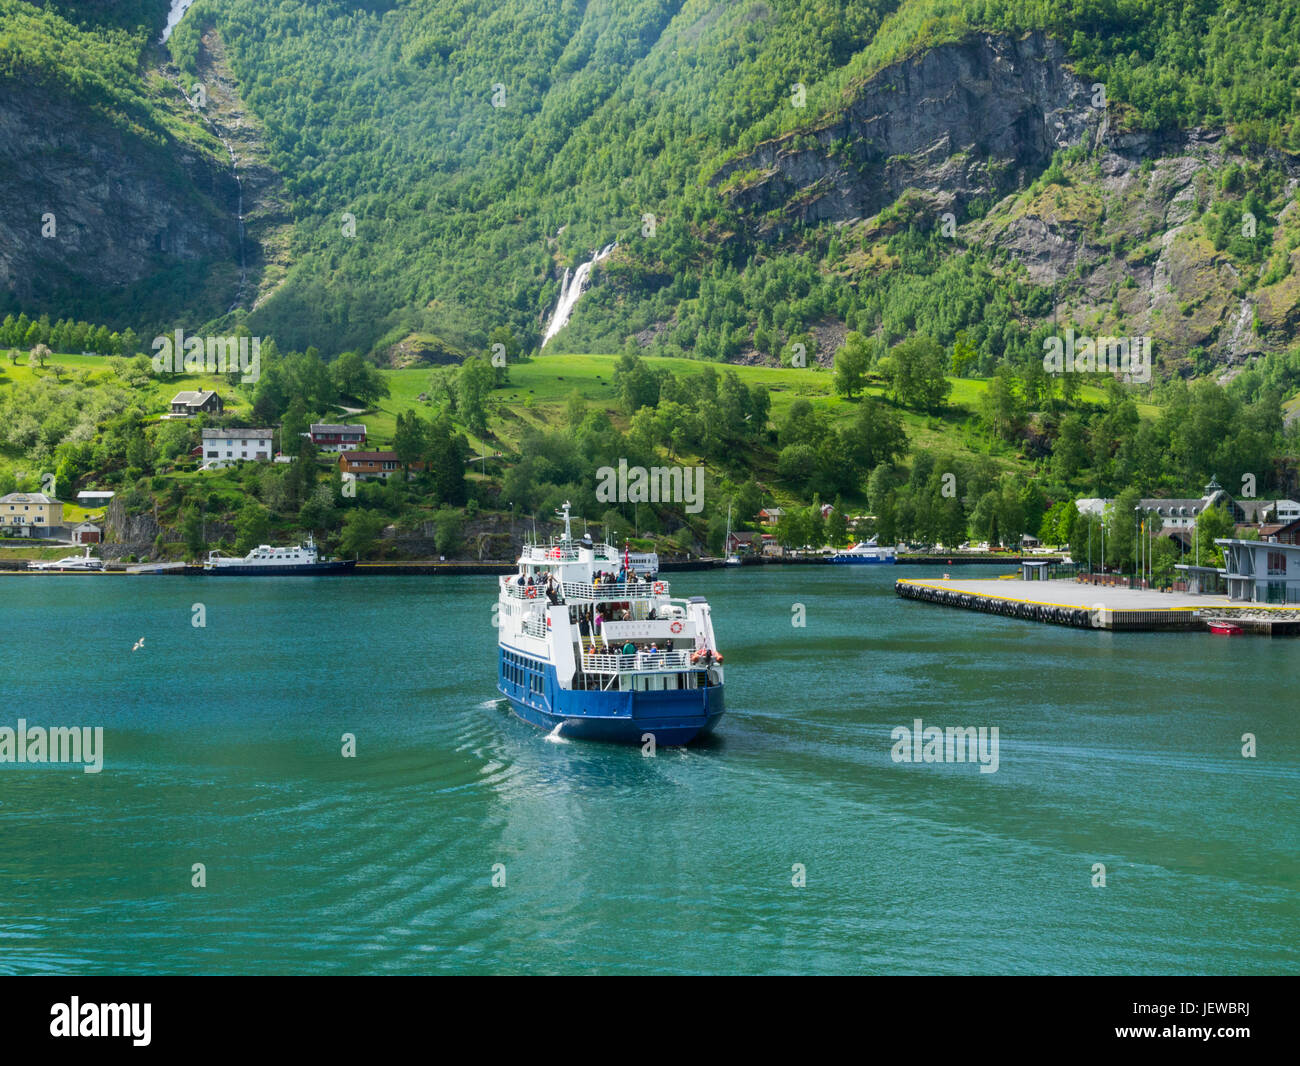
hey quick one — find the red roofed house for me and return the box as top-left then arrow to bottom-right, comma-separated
338,450 -> 424,481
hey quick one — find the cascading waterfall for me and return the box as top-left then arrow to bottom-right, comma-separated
541,243 -> 615,347
167,74 -> 249,311
161,1 -> 198,43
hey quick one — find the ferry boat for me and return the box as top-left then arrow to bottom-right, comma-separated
497,503 -> 725,745
829,537 -> 896,565
203,534 -> 355,575
27,547 -> 104,572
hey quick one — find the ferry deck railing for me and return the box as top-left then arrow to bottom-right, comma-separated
581,650 -> 693,674
563,579 -> 667,601
501,578 -> 670,602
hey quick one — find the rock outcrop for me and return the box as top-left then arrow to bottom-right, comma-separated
0,83 -> 239,314
712,31 -> 1300,368
715,32 -> 1103,234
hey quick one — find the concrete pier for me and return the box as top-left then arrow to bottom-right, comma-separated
895,576 -> 1300,632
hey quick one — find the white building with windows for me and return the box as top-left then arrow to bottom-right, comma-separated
201,428 -> 274,466
1217,538 -> 1300,604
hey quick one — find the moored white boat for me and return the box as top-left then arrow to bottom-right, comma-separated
829,537 -> 896,565
27,547 -> 104,572
203,534 -> 355,575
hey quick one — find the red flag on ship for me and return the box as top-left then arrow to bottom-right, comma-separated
624,541 -> 631,576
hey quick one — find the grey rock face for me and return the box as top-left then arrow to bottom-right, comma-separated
715,32 -> 1102,233
0,84 -> 238,308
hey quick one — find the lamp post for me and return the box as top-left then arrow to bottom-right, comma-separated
1134,507 -> 1140,586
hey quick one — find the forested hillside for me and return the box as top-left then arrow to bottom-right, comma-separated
3,0 -> 1298,371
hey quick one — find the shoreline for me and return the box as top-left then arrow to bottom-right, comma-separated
0,555 -> 1054,576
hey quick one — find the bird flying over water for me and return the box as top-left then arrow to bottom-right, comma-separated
132,638 -> 145,652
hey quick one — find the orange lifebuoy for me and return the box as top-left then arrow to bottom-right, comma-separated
653,581 -> 665,594
526,586 -> 537,599
670,620 -> 683,634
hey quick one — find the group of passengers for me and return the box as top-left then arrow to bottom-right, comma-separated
591,569 -> 649,586
514,570 -> 561,604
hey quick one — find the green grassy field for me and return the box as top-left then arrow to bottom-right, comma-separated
0,352 -> 249,416
362,355 -> 1139,483
1,348 -> 1159,503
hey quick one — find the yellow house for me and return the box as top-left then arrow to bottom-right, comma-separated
0,492 -> 64,537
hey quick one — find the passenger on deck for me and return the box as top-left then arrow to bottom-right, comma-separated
622,640 -> 636,656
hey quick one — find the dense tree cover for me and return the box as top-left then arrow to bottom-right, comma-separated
739,0 -> 1300,153
152,0 -> 1300,358
0,1 -> 168,132
0,312 -> 140,357
7,0 -> 1298,365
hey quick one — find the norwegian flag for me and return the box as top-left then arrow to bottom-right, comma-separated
624,541 -> 631,576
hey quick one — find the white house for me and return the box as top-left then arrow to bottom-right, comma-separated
1076,477 -> 1255,548
201,428 -> 274,464
307,423 -> 367,452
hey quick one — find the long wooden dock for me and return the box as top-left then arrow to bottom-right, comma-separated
895,577 -> 1300,633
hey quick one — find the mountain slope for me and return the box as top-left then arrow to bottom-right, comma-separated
2,0 -> 1298,374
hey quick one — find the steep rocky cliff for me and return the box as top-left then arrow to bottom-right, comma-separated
0,81 -> 240,323
716,33 -> 1103,233
714,31 -> 1300,369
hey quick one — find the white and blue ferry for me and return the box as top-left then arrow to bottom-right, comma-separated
497,504 -> 725,745
829,537 -> 896,564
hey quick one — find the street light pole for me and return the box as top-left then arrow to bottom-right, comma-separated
1134,508 -> 1139,585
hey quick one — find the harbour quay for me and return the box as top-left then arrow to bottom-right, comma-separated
895,576 -> 1300,633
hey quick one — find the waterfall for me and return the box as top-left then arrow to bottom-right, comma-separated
167,75 -> 248,311
161,1 -> 198,44
541,243 -> 615,347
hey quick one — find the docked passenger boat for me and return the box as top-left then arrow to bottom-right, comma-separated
497,503 -> 725,745
829,537 -> 896,564
27,547 -> 104,572
203,534 -> 354,575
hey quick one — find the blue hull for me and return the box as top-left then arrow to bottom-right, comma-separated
498,647 -> 724,745
205,561 -> 356,575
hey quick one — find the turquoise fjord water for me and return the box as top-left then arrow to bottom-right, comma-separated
0,565 -> 1296,975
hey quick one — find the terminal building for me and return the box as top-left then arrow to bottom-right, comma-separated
1216,539 -> 1300,604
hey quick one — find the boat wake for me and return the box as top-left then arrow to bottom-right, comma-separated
543,723 -> 569,745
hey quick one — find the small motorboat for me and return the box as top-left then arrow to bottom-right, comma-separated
1206,619 -> 1244,636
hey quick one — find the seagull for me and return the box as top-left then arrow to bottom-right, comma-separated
132,638 -> 145,652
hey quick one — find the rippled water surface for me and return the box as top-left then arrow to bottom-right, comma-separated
1,567 -> 1295,974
